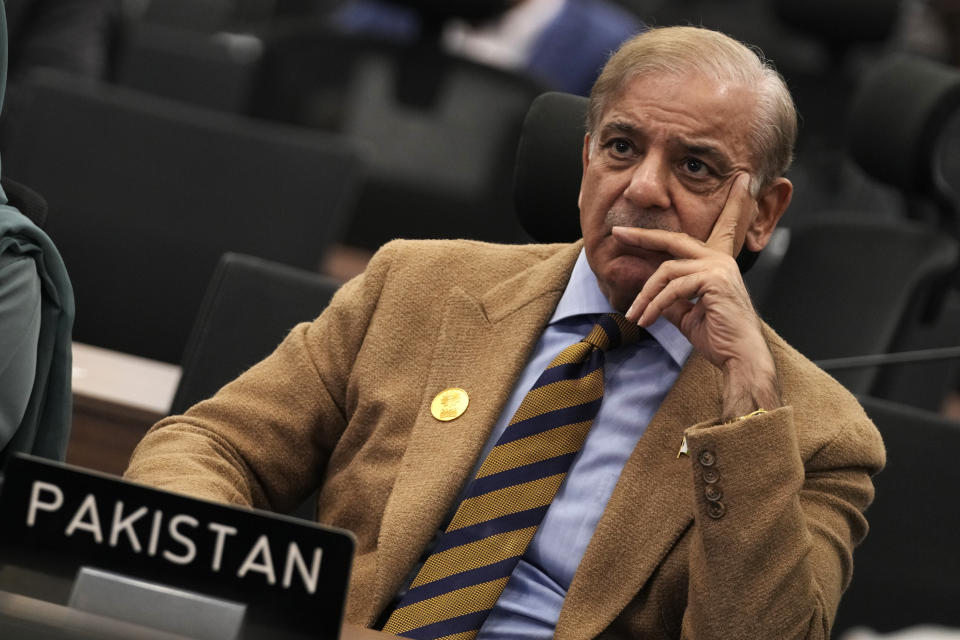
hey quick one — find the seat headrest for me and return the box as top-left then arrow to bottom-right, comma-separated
773,0 -> 900,48
848,55 -> 960,195
513,92 -> 586,243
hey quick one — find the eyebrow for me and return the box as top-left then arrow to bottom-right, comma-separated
599,121 -> 638,136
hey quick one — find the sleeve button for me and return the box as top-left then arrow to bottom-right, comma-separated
702,468 -> 720,484
707,501 -> 726,519
704,484 -> 723,501
698,449 -> 716,467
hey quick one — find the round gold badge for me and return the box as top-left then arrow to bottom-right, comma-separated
431,388 -> 470,421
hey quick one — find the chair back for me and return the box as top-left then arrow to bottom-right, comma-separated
760,219 -> 958,394
772,0 -> 900,50
250,25 -> 542,248
833,395 -> 960,634
115,24 -> 262,113
512,91 -> 586,244
848,54 -> 960,231
172,252 -> 341,414
140,0 -> 237,32
4,70 -> 363,363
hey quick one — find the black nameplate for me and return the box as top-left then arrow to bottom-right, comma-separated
0,455 -> 355,639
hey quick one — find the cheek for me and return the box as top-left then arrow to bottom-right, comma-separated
579,177 -> 610,230
676,195 -> 724,241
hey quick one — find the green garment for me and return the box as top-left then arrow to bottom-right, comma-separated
0,253 -> 41,444
0,1 -> 75,467
0,206 -> 74,466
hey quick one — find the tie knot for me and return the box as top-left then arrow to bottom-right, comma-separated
583,313 -> 645,352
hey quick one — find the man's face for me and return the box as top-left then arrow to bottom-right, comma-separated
579,72 -> 760,312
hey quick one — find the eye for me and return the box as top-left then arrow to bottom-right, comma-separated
683,158 -> 708,175
602,137 -> 636,160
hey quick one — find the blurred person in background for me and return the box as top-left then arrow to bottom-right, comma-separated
330,0 -> 645,95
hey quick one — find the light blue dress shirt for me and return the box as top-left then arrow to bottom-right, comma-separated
475,249 -> 692,638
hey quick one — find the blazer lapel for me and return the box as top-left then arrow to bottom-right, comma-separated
556,352 -> 723,639
372,243 -> 582,611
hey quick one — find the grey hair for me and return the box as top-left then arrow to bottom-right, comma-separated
587,26 -> 797,191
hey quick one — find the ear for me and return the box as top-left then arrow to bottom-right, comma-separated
578,133 -> 591,210
745,177 -> 792,252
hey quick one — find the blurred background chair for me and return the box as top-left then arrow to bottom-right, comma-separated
114,22 -> 263,113
759,220 -> 958,395
132,0 -> 334,32
108,0 -> 649,254
251,23 -> 544,250
763,54 -> 960,410
171,251 -> 340,414
112,20 -> 544,250
2,69 -> 364,364
832,395 -> 960,635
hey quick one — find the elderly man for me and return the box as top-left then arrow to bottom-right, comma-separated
126,26 -> 885,639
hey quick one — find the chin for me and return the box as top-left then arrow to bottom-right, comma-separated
600,256 -> 657,312
611,252 -> 661,281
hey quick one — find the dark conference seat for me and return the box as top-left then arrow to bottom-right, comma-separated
171,252 -> 341,521
759,219 -> 958,395
172,252 -> 341,415
833,395 -> 960,634
249,24 -> 543,249
114,19 -> 543,249
3,69 -> 364,364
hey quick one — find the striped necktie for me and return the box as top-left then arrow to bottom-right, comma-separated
382,313 -> 645,639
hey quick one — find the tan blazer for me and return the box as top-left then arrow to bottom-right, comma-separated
126,239 -> 885,639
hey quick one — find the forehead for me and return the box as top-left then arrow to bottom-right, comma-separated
598,72 -> 758,165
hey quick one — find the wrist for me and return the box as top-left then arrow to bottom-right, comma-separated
719,353 -> 781,422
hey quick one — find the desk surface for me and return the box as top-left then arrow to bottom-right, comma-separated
0,590 -> 393,639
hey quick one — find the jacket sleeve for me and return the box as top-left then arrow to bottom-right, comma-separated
679,395 -> 885,639
123,243 -> 399,512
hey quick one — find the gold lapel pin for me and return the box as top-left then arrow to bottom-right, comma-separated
676,435 -> 688,458
431,388 -> 470,421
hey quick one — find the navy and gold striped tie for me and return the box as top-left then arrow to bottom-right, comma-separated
382,313 -> 645,639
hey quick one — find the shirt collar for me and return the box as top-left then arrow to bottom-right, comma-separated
551,249 -> 693,367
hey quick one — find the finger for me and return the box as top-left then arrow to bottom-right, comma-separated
625,256 -> 719,323
611,226 -> 713,260
625,258 -> 691,322
637,272 -> 708,327
706,172 -> 754,256
659,298 -> 695,329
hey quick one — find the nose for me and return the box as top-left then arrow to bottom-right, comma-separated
622,153 -> 671,211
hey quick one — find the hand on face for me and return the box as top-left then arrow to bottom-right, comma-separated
615,173 -> 782,418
